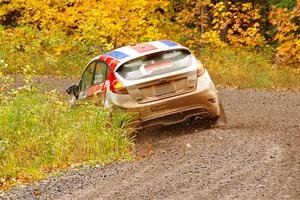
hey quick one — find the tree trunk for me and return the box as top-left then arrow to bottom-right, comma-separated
220,0 -> 229,42
260,0 -> 271,41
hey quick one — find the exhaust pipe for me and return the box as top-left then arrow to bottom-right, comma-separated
195,116 -> 203,121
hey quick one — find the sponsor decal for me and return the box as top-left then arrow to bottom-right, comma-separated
131,43 -> 157,53
140,60 -> 172,75
85,84 -> 104,97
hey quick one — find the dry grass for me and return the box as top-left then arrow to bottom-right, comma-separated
198,47 -> 300,90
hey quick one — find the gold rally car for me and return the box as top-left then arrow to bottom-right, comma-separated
67,40 -> 226,127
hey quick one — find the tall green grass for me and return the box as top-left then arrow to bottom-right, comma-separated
0,91 -> 137,189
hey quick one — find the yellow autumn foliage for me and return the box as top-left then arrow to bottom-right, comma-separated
1,0 -> 173,51
226,2 -> 264,46
177,1 -> 265,49
0,0 -> 299,75
269,5 -> 300,65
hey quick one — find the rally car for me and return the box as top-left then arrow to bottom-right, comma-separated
67,40 -> 226,127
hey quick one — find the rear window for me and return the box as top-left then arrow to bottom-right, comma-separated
116,50 -> 192,80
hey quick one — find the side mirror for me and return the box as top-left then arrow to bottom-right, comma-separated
66,84 -> 79,98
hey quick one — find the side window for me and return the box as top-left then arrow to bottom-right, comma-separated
94,61 -> 109,85
81,61 -> 96,90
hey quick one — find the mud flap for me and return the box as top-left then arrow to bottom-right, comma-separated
212,98 -> 227,126
218,101 -> 227,124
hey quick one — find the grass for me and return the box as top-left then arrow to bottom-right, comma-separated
0,90 -> 137,189
198,47 -> 300,90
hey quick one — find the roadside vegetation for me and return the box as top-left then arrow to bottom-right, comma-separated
0,0 -> 299,190
199,47 -> 300,89
0,63 -> 137,189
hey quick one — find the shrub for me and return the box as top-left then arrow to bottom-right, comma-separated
226,2 -> 265,47
269,5 -> 300,66
0,66 -> 138,189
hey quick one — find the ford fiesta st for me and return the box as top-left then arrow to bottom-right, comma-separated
67,40 -> 226,127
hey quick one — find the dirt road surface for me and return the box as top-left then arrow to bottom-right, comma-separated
2,78 -> 300,200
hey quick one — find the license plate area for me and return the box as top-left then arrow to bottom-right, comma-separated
155,83 -> 175,96
151,104 -> 168,112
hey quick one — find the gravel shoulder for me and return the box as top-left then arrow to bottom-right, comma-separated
1,82 -> 300,199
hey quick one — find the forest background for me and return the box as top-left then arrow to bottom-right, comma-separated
1,0 -> 300,88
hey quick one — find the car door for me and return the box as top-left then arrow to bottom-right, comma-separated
78,60 -> 109,105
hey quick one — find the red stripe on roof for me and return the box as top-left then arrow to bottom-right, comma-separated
99,55 -> 108,61
99,55 -> 120,71
105,56 -> 113,64
110,60 -> 120,71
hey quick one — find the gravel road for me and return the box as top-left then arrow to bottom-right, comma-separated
1,79 -> 300,199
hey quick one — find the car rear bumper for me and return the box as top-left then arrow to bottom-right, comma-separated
140,106 -> 215,127
139,83 -> 220,127
108,71 -> 220,127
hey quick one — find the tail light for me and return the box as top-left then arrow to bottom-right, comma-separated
110,78 -> 128,94
197,62 -> 205,77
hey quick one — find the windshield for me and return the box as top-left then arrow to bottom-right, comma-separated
116,49 -> 192,80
